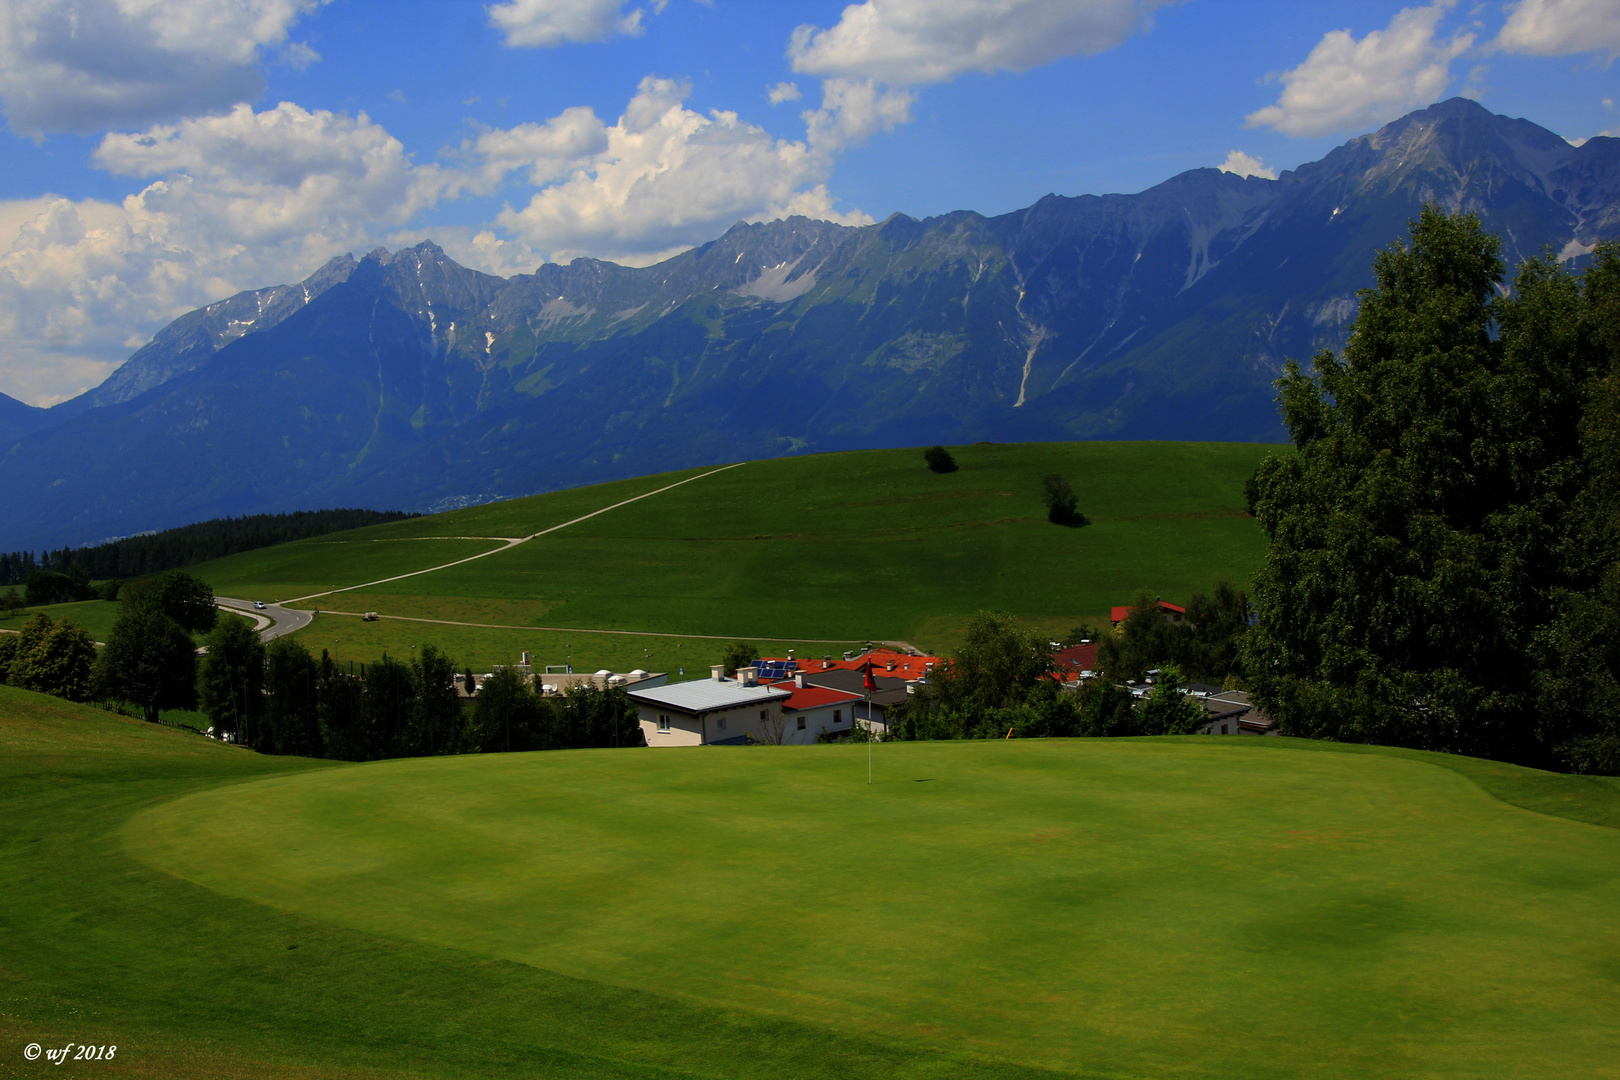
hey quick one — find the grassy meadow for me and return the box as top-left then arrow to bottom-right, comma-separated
8,683 -> 1620,1078
299,610 -> 867,679
179,441 -> 1277,657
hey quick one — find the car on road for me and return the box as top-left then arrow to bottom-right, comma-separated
253,601 -> 267,610
362,611 -> 379,621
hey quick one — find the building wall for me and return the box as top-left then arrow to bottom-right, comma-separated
638,701 -> 788,746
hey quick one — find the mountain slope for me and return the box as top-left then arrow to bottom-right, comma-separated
1,98 -> 1614,549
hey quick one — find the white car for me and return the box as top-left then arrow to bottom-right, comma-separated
253,601 -> 267,610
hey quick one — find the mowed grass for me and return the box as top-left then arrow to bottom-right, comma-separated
0,686 -> 1092,1080
186,442 -> 1276,653
128,737 -> 1620,1079
299,611 -> 865,677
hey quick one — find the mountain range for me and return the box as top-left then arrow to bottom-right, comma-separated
2,97 -> 1616,550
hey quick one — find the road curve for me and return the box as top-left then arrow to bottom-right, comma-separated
216,597 -> 315,644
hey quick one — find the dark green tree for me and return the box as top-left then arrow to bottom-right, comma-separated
406,644 -> 465,756
1041,473 -> 1083,525
317,651 -> 367,761
1075,680 -> 1139,737
1244,208 -> 1612,765
924,445 -> 958,473
556,684 -> 644,748
361,655 -> 414,759
124,570 -> 217,634
719,641 -> 758,677
897,611 -> 1075,739
95,605 -> 197,722
264,637 -> 322,757
7,612 -> 97,701
468,667 -> 551,752
1183,581 -> 1250,682
1137,663 -> 1206,735
1097,593 -> 1190,682
198,617 -> 265,743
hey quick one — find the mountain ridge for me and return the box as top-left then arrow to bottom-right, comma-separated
1,98 -> 1614,550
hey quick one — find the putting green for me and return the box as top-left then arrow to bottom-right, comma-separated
126,739 -> 1620,1079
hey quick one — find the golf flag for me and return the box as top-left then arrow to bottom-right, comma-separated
863,659 -> 877,691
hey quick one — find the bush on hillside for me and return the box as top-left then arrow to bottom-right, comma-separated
5,612 -> 97,702
1041,474 -> 1085,525
923,445 -> 958,473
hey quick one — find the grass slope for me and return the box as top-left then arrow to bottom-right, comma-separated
127,735 -> 1620,1079
0,686 -> 1055,1079
183,442 -> 1274,660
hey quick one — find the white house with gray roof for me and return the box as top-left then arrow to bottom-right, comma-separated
628,665 -> 791,746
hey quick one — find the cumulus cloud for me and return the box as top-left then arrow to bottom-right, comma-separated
0,0 -> 328,136
768,81 -> 803,104
803,77 -> 915,152
788,0 -> 1174,85
1496,0 -> 1620,57
1246,2 -> 1474,137
495,76 -> 871,265
0,78 -> 882,402
0,101 -> 452,404
488,0 -> 648,47
1218,150 -> 1276,179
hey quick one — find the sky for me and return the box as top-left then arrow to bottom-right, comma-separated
0,0 -> 1617,406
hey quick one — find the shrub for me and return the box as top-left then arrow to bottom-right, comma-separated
924,445 -> 958,473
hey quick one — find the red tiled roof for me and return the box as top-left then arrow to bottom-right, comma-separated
1111,601 -> 1186,622
765,682 -> 863,711
1053,643 -> 1098,671
760,648 -> 941,681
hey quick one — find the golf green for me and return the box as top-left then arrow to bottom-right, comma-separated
127,739 -> 1620,1079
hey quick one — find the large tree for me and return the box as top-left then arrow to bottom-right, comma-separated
1244,207 -> 1615,766
95,605 -> 197,723
6,612 -> 97,701
123,570 -> 217,634
264,637 -> 322,757
198,617 -> 265,744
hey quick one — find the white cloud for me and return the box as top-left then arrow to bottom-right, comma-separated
1246,3 -> 1474,137
0,77 -> 884,402
788,0 -> 1174,85
1496,0 -> 1620,57
1217,150 -> 1276,179
0,101 -> 452,404
495,76 -> 871,265
0,0 -> 328,136
803,78 -> 915,152
459,107 -> 610,188
488,0 -> 648,47
768,81 -> 803,104
277,40 -> 321,70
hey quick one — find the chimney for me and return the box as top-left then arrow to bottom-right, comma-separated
794,671 -> 806,688
711,664 -> 725,682
739,666 -> 758,687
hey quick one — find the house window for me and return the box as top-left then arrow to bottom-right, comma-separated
657,715 -> 670,733
833,709 -> 842,724
797,716 -> 806,730
718,715 -> 727,730
760,709 -> 768,722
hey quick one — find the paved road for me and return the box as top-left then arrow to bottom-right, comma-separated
216,597 -> 314,644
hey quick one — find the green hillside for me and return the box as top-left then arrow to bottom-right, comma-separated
189,441 -> 1276,663
9,685 -> 1620,1078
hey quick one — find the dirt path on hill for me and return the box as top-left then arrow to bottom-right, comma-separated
281,462 -> 748,606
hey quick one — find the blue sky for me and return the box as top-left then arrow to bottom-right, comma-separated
1,0 -> 1616,405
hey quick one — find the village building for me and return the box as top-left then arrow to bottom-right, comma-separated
628,665 -> 789,746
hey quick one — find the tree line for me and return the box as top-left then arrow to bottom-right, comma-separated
0,508 -> 417,594
1,568 -> 644,762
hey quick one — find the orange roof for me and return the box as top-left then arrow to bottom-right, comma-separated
765,682 -> 864,711
1111,600 -> 1186,622
759,648 -> 940,681
1054,642 -> 1098,671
